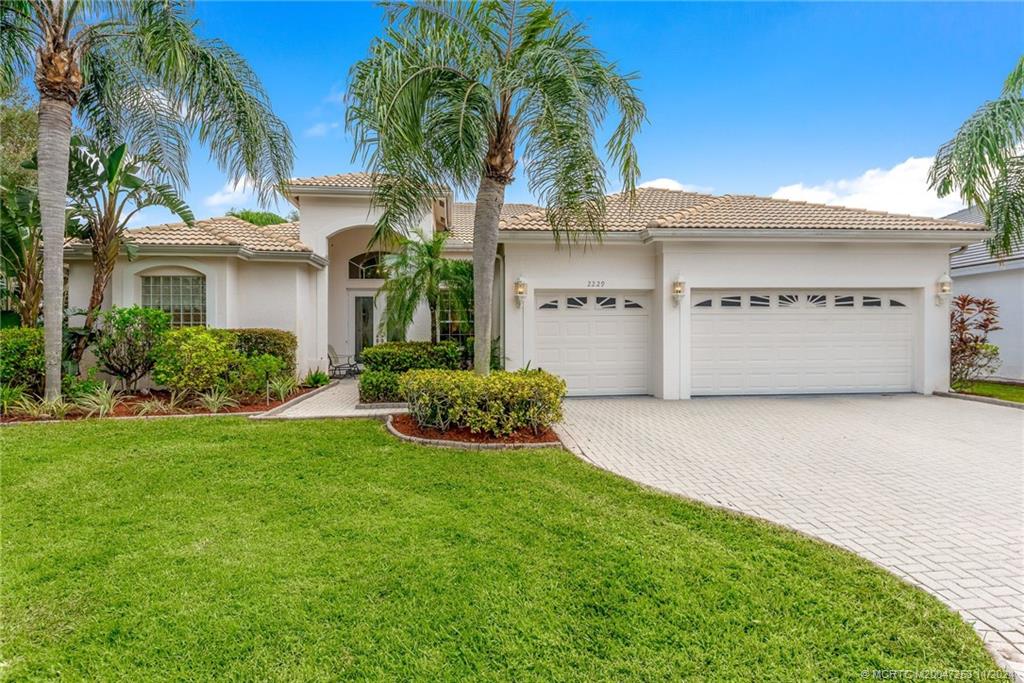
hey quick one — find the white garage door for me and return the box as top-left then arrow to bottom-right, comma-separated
692,290 -> 914,395
534,292 -> 650,396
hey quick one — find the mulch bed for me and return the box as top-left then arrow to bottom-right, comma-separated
1,388 -> 313,424
390,413 -> 560,446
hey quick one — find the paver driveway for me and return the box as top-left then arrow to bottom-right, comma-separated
556,394 -> 1024,677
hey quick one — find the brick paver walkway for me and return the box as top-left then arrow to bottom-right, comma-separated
256,379 -> 403,419
556,394 -> 1024,678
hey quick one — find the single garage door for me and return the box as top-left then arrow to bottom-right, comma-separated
691,289 -> 914,395
534,292 -> 650,396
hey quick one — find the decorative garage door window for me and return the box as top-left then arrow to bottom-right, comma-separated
537,294 -> 647,312
692,292 -> 909,309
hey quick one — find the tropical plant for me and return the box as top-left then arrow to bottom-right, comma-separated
93,305 -> 170,389
268,375 -> 298,402
950,294 -> 1003,390
347,1 -> 644,373
226,208 -> 295,225
301,368 -> 331,389
1,0 -> 294,398
0,383 -> 26,413
377,229 -> 474,343
930,57 -> 1024,255
75,382 -> 123,418
134,397 -> 172,416
14,395 -> 74,419
196,387 -> 238,414
0,184 -> 42,326
39,139 -> 192,362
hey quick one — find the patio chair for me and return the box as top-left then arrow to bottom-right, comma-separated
328,344 -> 359,379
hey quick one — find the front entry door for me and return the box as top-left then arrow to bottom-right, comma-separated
354,295 -> 375,357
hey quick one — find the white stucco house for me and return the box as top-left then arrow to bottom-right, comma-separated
947,206 -> 1023,380
66,172 -> 988,399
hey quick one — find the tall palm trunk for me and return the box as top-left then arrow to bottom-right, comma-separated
472,175 -> 505,374
37,96 -> 74,399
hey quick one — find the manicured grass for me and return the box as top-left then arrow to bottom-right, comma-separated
962,380 -> 1024,404
1,418 -> 1000,680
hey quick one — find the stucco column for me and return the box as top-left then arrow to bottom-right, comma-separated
654,245 -> 687,399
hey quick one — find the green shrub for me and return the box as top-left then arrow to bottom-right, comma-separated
227,353 -> 285,401
360,341 -> 461,373
152,328 -> 237,394
227,328 -> 297,374
400,369 -> 566,437
0,327 -> 44,395
94,306 -> 171,389
358,369 -> 402,403
62,367 -> 104,400
301,368 -> 330,388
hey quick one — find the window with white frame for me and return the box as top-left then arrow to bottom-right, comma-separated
141,275 -> 206,327
437,289 -> 472,345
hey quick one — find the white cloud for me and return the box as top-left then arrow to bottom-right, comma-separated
204,176 -> 256,208
304,121 -> 340,138
638,177 -> 713,194
772,157 -> 965,218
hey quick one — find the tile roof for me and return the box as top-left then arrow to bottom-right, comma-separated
286,172 -> 375,190
499,187 -> 988,233
448,202 -> 542,243
68,217 -> 312,253
500,188 -> 708,232
649,194 -> 986,231
945,207 -> 1024,269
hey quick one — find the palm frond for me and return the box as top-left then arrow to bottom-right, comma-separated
0,1 -> 36,97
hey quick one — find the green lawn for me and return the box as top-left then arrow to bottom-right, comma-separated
1,418 -> 1001,681
962,380 -> 1024,404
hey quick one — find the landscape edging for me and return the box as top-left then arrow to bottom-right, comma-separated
385,414 -> 562,451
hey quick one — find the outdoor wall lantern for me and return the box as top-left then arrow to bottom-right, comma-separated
672,278 -> 686,306
514,276 -> 528,307
936,273 -> 952,306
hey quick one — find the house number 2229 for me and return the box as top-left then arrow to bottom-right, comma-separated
586,280 -> 605,288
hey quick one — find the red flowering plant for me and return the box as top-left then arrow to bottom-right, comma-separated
949,294 -> 1002,390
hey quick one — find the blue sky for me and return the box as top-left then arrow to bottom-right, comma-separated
135,1 -> 1023,226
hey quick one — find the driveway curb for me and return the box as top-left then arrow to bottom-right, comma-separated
935,391 -> 1024,411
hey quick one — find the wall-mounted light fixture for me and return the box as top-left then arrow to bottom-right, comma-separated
936,273 -> 952,306
514,276 -> 528,307
672,278 -> 686,306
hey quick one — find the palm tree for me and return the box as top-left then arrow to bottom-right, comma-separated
57,137 -> 193,363
347,1 -> 644,373
1,1 -> 293,398
0,184 -> 43,326
930,57 -> 1024,255
378,229 -> 473,344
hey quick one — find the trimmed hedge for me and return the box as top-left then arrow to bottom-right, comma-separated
400,369 -> 566,437
227,328 -> 297,374
358,369 -> 401,403
0,327 -> 44,395
360,341 -> 461,373
152,328 -> 237,394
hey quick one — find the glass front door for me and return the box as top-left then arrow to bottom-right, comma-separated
354,295 -> 375,358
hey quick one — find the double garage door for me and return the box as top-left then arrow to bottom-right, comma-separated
533,288 -> 914,396
691,289 -> 914,395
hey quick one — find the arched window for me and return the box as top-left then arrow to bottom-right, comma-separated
348,251 -> 388,279
141,272 -> 207,327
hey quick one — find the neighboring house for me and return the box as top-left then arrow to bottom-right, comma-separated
65,174 -> 986,398
946,206 -> 1023,380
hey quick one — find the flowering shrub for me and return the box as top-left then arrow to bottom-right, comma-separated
950,294 -> 1002,390
400,369 -> 566,437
